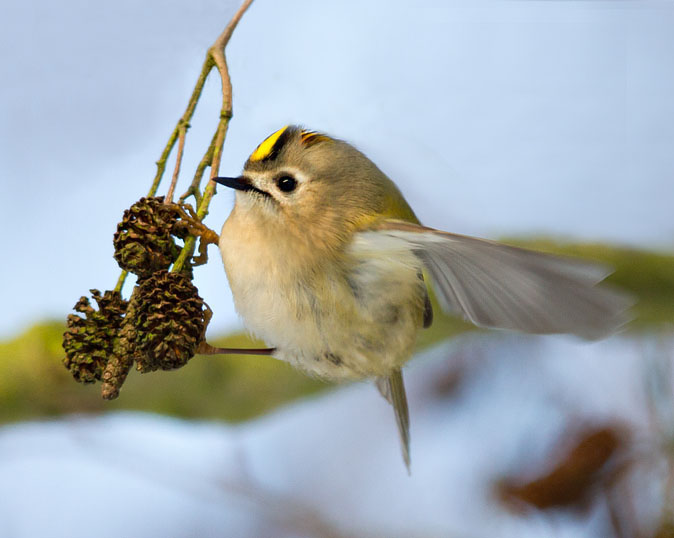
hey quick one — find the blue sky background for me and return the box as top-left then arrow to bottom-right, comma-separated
1,0 -> 673,338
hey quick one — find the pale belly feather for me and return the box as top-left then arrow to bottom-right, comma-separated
219,218 -> 426,381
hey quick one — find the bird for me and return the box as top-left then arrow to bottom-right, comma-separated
214,125 -> 631,471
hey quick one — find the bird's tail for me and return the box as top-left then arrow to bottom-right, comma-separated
376,368 -> 411,473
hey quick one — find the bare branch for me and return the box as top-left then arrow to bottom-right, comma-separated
148,57 -> 213,198
165,121 -> 188,204
115,0 -> 255,290
197,341 -> 276,357
172,0 -> 254,273
180,129 -> 218,205
210,0 -> 255,121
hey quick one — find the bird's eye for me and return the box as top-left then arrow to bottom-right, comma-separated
276,175 -> 297,193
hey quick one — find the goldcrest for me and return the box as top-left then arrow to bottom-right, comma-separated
215,125 -> 630,470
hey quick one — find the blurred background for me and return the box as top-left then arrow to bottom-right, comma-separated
1,0 -> 673,536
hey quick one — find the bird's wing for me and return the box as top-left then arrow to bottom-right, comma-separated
376,368 -> 411,473
360,220 -> 632,340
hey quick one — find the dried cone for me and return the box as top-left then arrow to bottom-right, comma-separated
63,290 -> 128,383
101,287 -> 141,400
113,196 -> 186,278
133,271 -> 205,373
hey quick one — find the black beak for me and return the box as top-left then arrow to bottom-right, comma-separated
214,176 -> 271,198
214,176 -> 249,191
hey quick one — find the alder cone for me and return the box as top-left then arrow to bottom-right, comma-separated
113,197 -> 186,278
133,271 -> 205,373
62,290 -> 128,383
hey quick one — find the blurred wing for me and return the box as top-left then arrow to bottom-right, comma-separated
366,221 -> 632,340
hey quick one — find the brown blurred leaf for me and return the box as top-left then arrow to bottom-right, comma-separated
431,362 -> 466,397
498,425 -> 629,512
654,521 -> 674,538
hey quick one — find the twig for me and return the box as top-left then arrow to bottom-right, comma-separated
200,0 -> 255,195
172,0 -> 254,273
165,121 -> 188,204
180,0 -> 254,204
180,130 -> 219,205
148,56 -> 214,199
148,124 -> 180,199
113,0 -> 248,291
197,341 -> 276,357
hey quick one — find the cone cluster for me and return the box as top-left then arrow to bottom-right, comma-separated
63,196 -> 208,399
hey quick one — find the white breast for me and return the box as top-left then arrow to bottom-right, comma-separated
219,210 -> 426,381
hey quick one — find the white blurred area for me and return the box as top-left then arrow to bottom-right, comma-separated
1,333 -> 671,538
1,0 -> 673,337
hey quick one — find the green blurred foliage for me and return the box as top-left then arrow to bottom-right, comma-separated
0,325 -> 327,423
1,240 -> 672,425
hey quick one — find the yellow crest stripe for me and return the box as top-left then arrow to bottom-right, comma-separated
300,130 -> 330,147
250,125 -> 289,162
